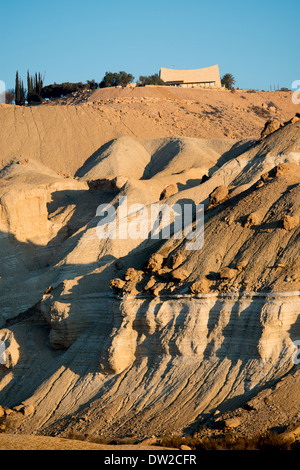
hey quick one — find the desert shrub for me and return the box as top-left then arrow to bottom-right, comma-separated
158,435 -> 200,449
108,437 -> 138,445
195,433 -> 292,450
27,91 -> 43,103
251,105 -> 270,118
41,82 -> 88,99
138,73 -> 165,86
66,431 -> 133,446
67,431 -> 88,441
86,435 -> 111,445
86,79 -> 98,90
158,431 -> 295,450
99,71 -> 135,88
5,89 -> 14,104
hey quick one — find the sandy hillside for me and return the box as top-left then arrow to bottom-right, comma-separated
0,86 -> 299,447
0,86 -> 297,176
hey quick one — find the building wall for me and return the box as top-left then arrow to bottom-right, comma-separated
160,65 -> 222,88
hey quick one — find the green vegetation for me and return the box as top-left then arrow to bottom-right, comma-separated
99,71 -> 135,88
14,71 -> 25,106
221,73 -> 236,90
27,71 -> 45,103
5,89 -> 14,104
40,81 -> 89,99
86,79 -> 98,90
9,67 -> 246,105
138,73 -> 165,86
12,70 -> 100,105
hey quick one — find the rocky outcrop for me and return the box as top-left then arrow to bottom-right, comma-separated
159,183 -> 178,200
0,329 -> 19,369
209,185 -> 228,205
0,123 -> 299,438
261,119 -> 283,139
283,215 -> 299,231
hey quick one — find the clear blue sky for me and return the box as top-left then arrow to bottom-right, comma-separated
1,0 -> 299,91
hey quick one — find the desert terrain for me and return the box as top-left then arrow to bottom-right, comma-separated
0,85 -> 299,450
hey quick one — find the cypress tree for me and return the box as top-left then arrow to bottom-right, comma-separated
15,71 -> 20,105
27,70 -> 31,94
20,79 -> 25,106
26,71 -> 44,103
15,71 -> 25,105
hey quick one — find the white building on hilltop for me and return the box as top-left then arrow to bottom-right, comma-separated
159,65 -> 222,88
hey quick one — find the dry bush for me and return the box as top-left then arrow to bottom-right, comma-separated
67,431 -> 133,446
251,105 -> 271,118
158,432 -> 296,450
85,435 -> 111,445
67,431 -> 88,442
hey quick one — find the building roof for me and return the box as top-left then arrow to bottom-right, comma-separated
160,65 -> 221,86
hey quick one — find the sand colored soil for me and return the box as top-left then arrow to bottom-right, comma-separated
0,433 -> 169,450
0,86 -> 299,447
0,86 -> 297,176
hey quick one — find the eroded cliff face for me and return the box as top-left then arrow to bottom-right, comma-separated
65,291 -> 300,437
100,293 -> 300,376
0,121 -> 299,437
2,290 -> 299,438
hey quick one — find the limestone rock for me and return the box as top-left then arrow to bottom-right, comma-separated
280,425 -> 300,443
236,259 -> 248,271
275,163 -> 290,177
144,276 -> 156,291
261,119 -> 283,138
1,95 -> 300,440
260,172 -> 270,182
209,185 -> 228,205
112,175 -> 128,190
190,278 -> 210,294
152,283 -> 166,296
180,444 -> 192,450
283,215 -> 299,231
244,212 -> 261,228
224,417 -> 241,429
157,267 -> 171,278
219,267 -> 238,280
159,183 -> 178,200
171,269 -> 188,282
124,268 -> 143,282
13,404 -> 35,417
0,329 -> 20,369
110,278 -> 126,290
169,252 -> 183,269
18,158 -> 29,165
40,280 -> 93,350
144,253 -> 164,272
290,114 -> 300,124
